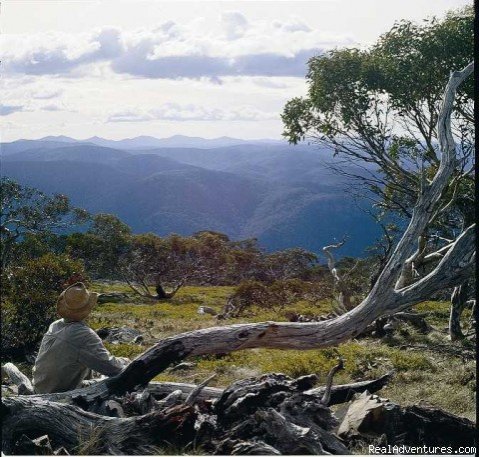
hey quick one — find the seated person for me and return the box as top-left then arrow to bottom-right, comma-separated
33,282 -> 129,394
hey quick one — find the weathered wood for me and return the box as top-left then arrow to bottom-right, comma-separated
1,363 -> 34,395
449,282 -> 469,340
4,373 -> 350,455
320,358 -> 344,405
15,371 -> 393,410
214,439 -> 281,455
213,373 -> 349,454
401,404 -> 476,447
96,399 -> 125,418
4,371 -> 471,455
323,240 -> 354,313
148,381 -> 221,400
338,391 -> 476,447
307,371 -> 394,405
2,396 -> 199,455
31,62 -> 472,404
184,374 -> 217,406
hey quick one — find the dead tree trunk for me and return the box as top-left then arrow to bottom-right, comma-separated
449,281 -> 469,340
4,371 -> 473,455
101,62 -> 475,400
322,240 -> 354,313
1,396 -> 199,455
4,63 -> 473,412
10,367 -> 392,415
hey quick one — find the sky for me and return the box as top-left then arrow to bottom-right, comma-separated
1,0 -> 472,142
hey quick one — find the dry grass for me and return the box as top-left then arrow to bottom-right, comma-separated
88,283 -> 476,420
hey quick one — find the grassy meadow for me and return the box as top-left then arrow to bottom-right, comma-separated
86,282 -> 475,421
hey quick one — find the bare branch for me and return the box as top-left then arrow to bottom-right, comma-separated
15,63 -> 472,405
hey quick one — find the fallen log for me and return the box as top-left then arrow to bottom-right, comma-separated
3,372 -> 473,455
307,371 -> 394,406
2,396 -> 199,455
213,373 -> 350,454
3,373 -> 350,455
214,439 -> 281,455
18,372 -> 394,408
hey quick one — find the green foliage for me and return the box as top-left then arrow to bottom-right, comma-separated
282,6 -> 474,235
1,177 -> 89,267
1,253 -> 85,353
66,213 -> 131,278
370,6 -> 473,111
261,248 -> 319,281
103,228 -> 325,294
16,232 -> 68,261
225,278 -> 332,317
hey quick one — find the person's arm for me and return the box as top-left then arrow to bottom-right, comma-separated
74,326 -> 130,377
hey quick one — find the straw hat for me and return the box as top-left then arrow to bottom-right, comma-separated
57,282 -> 99,321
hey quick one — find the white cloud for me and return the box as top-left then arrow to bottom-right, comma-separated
107,103 -> 278,123
2,15 -> 353,79
221,11 -> 249,40
3,27 -> 123,76
273,18 -> 312,33
41,104 -> 64,112
31,88 -> 63,99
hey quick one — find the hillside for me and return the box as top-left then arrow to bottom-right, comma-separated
1,136 -> 381,256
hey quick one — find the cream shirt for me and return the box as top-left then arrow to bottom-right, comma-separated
33,318 -> 129,394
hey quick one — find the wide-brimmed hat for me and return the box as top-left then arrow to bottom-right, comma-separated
57,282 -> 99,321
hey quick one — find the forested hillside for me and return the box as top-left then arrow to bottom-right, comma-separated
1,137 -> 381,256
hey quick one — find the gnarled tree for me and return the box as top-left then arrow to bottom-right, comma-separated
281,8 -> 474,338
5,62 -> 471,406
1,63 -> 475,457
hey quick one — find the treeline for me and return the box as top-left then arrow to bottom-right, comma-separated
1,178 -> 377,355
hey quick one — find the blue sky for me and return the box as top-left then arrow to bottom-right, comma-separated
1,0 -> 471,141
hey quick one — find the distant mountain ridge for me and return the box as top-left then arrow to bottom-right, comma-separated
1,136 -> 381,257
34,134 -> 285,150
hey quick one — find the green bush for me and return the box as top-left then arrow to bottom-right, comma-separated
226,279 -> 331,317
1,253 -> 85,354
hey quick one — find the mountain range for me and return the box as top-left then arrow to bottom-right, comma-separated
1,135 -> 381,257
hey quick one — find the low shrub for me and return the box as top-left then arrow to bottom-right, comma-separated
223,279 -> 331,317
1,253 -> 85,354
